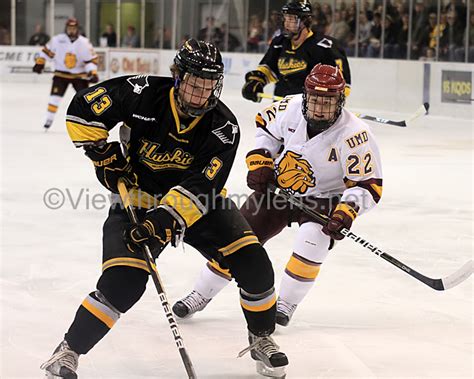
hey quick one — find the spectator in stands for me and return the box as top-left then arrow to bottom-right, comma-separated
367,12 -> 382,57
419,47 -> 435,61
327,10 -> 350,47
153,27 -> 171,49
266,10 -> 283,41
29,24 -> 50,46
311,2 -> 328,35
397,13 -> 410,58
0,24 -> 11,45
197,17 -> 223,47
220,23 -> 242,52
411,0 -> 428,59
383,15 -> 400,58
454,11 -> 474,62
122,25 -> 139,48
346,11 -> 372,57
247,14 -> 264,53
429,12 -> 447,50
440,11 -> 465,61
101,24 -> 116,47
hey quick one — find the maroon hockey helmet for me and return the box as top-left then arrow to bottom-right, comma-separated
65,17 -> 79,38
302,64 -> 346,131
65,17 -> 79,27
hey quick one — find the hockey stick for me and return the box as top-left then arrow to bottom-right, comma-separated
117,179 -> 197,379
352,102 -> 430,127
269,184 -> 473,291
10,66 -> 54,74
257,93 -> 430,128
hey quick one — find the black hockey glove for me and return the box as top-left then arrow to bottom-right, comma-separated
242,70 -> 267,102
123,207 -> 181,257
84,141 -> 138,193
33,57 -> 45,74
88,70 -> 99,84
246,149 -> 275,193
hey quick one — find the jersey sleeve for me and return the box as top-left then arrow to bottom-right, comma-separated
38,37 -> 56,61
339,128 -> 382,216
66,77 -> 135,148
253,98 -> 291,156
81,39 -> 98,73
160,117 -> 240,231
256,35 -> 284,83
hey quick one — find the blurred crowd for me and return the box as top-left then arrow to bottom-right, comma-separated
3,0 -> 472,62
242,0 -> 472,61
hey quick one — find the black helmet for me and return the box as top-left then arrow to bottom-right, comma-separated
173,39 -> 224,117
281,1 -> 313,36
281,0 -> 313,17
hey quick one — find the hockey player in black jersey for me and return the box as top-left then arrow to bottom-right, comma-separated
242,0 -> 351,102
40,39 -> 288,378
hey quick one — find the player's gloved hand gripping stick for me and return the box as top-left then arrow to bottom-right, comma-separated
268,184 -> 473,291
117,178 -> 197,379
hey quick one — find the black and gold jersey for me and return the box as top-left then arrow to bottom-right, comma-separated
66,75 -> 240,228
257,31 -> 351,97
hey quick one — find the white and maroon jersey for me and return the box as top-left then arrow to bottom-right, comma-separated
39,33 -> 97,76
254,94 -> 383,215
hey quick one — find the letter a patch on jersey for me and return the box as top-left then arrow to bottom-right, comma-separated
212,121 -> 238,145
328,147 -> 338,162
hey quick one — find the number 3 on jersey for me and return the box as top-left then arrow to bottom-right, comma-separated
84,87 -> 112,115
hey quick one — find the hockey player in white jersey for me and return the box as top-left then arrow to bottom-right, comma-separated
173,64 -> 383,326
33,17 -> 98,130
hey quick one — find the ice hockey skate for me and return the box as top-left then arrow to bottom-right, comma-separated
275,298 -> 297,327
44,120 -> 52,131
238,331 -> 288,378
40,340 -> 79,379
172,290 -> 211,319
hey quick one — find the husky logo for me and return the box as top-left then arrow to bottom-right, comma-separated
275,151 -> 315,195
212,121 -> 238,145
127,75 -> 149,94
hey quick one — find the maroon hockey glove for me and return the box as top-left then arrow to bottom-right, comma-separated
123,207 -> 181,257
246,149 -> 275,193
322,202 -> 359,240
88,70 -> 99,84
242,70 -> 267,102
84,141 -> 138,193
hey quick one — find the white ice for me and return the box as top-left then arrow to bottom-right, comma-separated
0,81 -> 472,379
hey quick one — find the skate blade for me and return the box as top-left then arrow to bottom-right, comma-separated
256,361 -> 286,378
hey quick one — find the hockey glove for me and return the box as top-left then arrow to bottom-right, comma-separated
246,149 -> 275,193
84,141 -> 138,193
123,207 -> 180,257
322,202 -> 359,240
242,70 -> 267,102
88,70 -> 99,84
33,57 -> 45,74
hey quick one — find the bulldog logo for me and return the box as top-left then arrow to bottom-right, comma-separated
276,151 -> 315,194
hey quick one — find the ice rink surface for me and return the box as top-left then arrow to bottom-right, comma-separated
0,80 -> 472,378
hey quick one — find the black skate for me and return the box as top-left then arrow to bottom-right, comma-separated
172,290 -> 211,319
275,298 -> 297,327
238,331 -> 288,378
44,121 -> 52,132
40,340 -> 79,378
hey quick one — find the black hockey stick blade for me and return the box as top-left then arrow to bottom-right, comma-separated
354,103 -> 430,127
